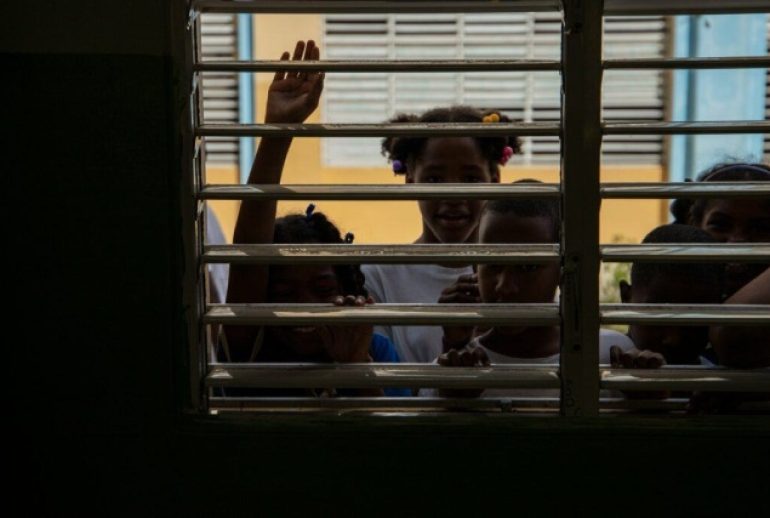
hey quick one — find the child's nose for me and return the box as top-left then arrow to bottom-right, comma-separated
496,269 -> 520,299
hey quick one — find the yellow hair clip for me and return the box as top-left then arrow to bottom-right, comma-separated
482,113 -> 500,123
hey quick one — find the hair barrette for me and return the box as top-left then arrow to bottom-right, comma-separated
499,145 -> 514,166
305,203 -> 316,221
392,159 -> 405,173
344,232 -> 355,244
482,113 -> 500,123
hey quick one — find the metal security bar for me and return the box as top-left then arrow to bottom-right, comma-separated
204,303 -> 561,326
199,183 -> 562,200
209,397 -> 698,412
203,244 -> 561,265
196,122 -> 561,137
195,59 -> 562,72
202,243 -> 770,265
198,182 -> 770,201
192,0 -> 769,15
187,0 -> 770,416
604,56 -> 770,70
192,1 -> 562,14
205,363 -> 770,392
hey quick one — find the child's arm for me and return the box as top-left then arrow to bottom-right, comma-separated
709,267 -> 770,368
439,273 -> 480,352
223,40 -> 324,359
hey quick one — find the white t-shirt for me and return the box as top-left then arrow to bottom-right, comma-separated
421,328 -> 635,398
362,263 -> 473,363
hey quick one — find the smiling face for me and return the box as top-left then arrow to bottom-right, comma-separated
265,264 -> 341,357
407,137 -> 499,244
698,199 -> 770,296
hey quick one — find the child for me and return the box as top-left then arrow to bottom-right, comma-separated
433,189 -> 634,397
671,163 -> 770,368
618,224 -> 724,366
363,107 -> 522,363
222,40 -> 408,397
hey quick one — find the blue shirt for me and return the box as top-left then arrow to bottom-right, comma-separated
370,333 -> 411,397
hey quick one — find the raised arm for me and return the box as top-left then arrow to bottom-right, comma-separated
710,267 -> 770,368
223,40 -> 324,359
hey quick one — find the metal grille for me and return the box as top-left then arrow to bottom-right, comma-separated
187,0 -> 770,416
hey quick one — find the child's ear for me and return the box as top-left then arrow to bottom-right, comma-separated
619,280 -> 631,303
491,171 -> 501,183
405,172 -> 414,184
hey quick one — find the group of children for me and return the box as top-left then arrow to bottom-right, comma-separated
219,40 -> 770,400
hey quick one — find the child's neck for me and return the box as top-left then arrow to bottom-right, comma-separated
478,326 -> 560,359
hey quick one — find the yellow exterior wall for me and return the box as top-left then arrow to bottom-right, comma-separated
206,15 -> 667,246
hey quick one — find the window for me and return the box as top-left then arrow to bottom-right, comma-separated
190,0 -> 770,417
323,12 -> 666,167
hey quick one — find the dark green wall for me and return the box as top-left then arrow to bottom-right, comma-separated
5,2 -> 769,516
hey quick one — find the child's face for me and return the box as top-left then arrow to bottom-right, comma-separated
477,213 -> 560,305
408,137 -> 499,243
266,264 -> 340,356
699,199 -> 770,295
620,277 -> 718,364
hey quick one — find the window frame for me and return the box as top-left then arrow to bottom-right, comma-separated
181,0 -> 770,420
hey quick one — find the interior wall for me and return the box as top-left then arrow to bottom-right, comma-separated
5,2 -> 769,516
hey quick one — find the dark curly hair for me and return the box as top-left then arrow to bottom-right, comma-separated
272,207 -> 367,297
381,105 -> 523,177
485,179 -> 560,241
670,162 -> 770,225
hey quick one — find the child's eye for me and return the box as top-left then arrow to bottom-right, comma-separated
426,176 -> 444,183
463,175 -> 483,183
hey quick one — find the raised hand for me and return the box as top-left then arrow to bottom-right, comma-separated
265,40 -> 325,123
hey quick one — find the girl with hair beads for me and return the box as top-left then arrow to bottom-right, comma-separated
671,162 -> 770,368
363,107 -> 522,363
222,40 -> 408,396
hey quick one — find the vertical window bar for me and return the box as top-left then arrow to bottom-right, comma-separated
192,12 -> 209,412
175,1 -> 206,413
560,0 -> 604,417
